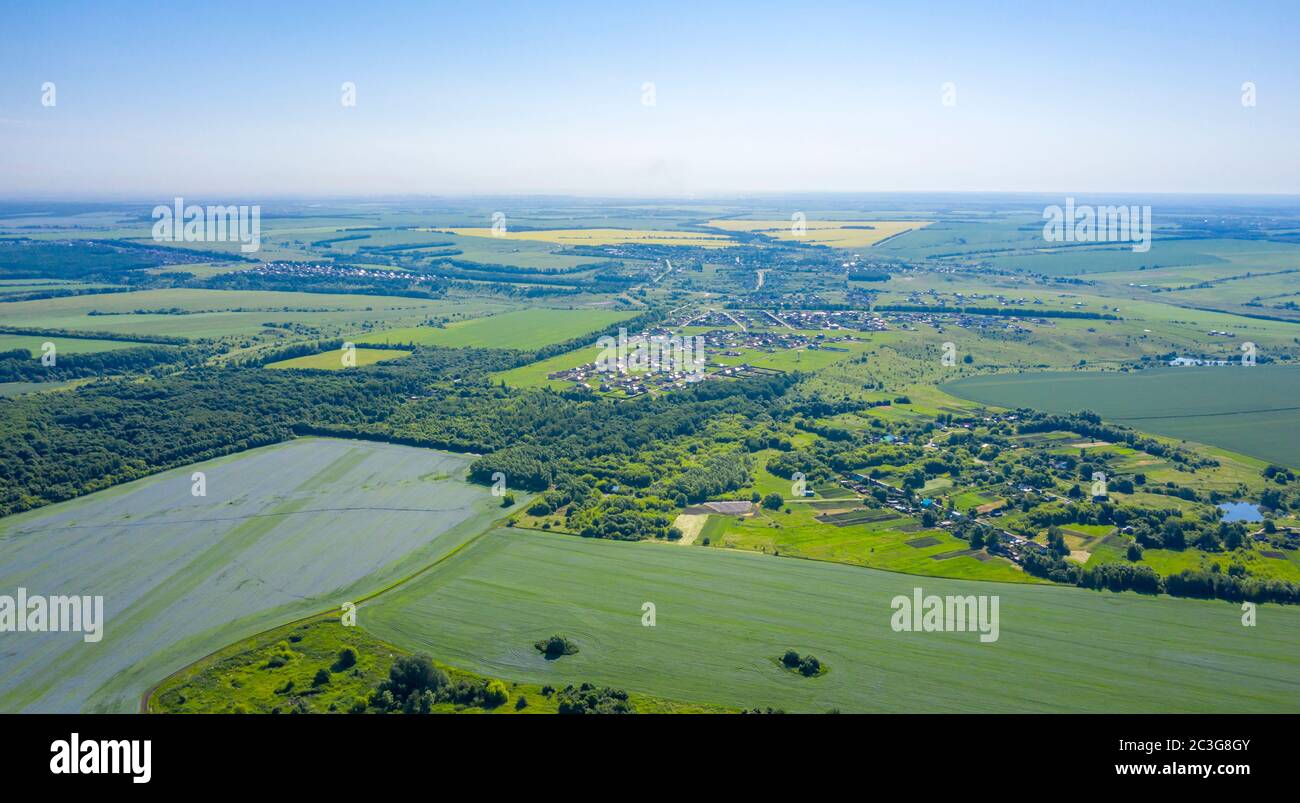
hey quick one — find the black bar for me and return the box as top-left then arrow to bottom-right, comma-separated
2,713 -> 1289,789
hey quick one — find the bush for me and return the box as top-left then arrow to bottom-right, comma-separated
779,649 -> 826,677
334,647 -> 357,671
370,653 -> 448,711
483,679 -> 509,708
556,683 -> 634,714
312,668 -> 331,687
534,635 -> 579,659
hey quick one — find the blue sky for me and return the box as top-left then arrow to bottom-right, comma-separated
1,0 -> 1297,197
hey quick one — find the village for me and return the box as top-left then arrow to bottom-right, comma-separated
546,321 -> 871,397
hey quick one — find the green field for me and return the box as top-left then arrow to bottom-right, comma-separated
0,438 -> 515,713
0,333 -> 155,355
265,347 -> 412,370
360,528 -> 1300,713
490,345 -> 604,389
944,366 -> 1300,468
0,289 -> 506,340
358,308 -> 635,350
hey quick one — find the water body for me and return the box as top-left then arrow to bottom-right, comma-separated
1219,502 -> 1263,522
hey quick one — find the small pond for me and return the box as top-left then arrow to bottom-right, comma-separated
1218,502 -> 1263,523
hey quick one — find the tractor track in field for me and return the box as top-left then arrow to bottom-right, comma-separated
1114,404 -> 1300,421
3,505 -> 467,540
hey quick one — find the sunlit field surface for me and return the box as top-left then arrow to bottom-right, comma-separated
0,289 -> 493,340
264,347 -> 412,370
442,227 -> 736,248
356,308 -> 635,349
361,528 -> 1300,713
707,219 -> 931,248
0,438 -> 506,712
945,366 -> 1300,469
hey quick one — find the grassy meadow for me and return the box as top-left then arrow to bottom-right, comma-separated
265,347 -> 412,370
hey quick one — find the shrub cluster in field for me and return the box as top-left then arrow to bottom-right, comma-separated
779,650 -> 826,677
368,654 -> 510,713
553,683 -> 634,715
364,655 -> 644,715
534,635 -> 579,659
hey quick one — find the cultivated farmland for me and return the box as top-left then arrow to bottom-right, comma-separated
944,366 -> 1300,468
356,308 -> 635,350
360,528 -> 1300,713
441,228 -> 736,248
707,219 -> 931,249
0,333 -> 155,355
0,438 -> 511,713
0,289 -> 498,340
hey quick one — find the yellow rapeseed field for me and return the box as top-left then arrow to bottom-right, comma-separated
441,228 -> 736,248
